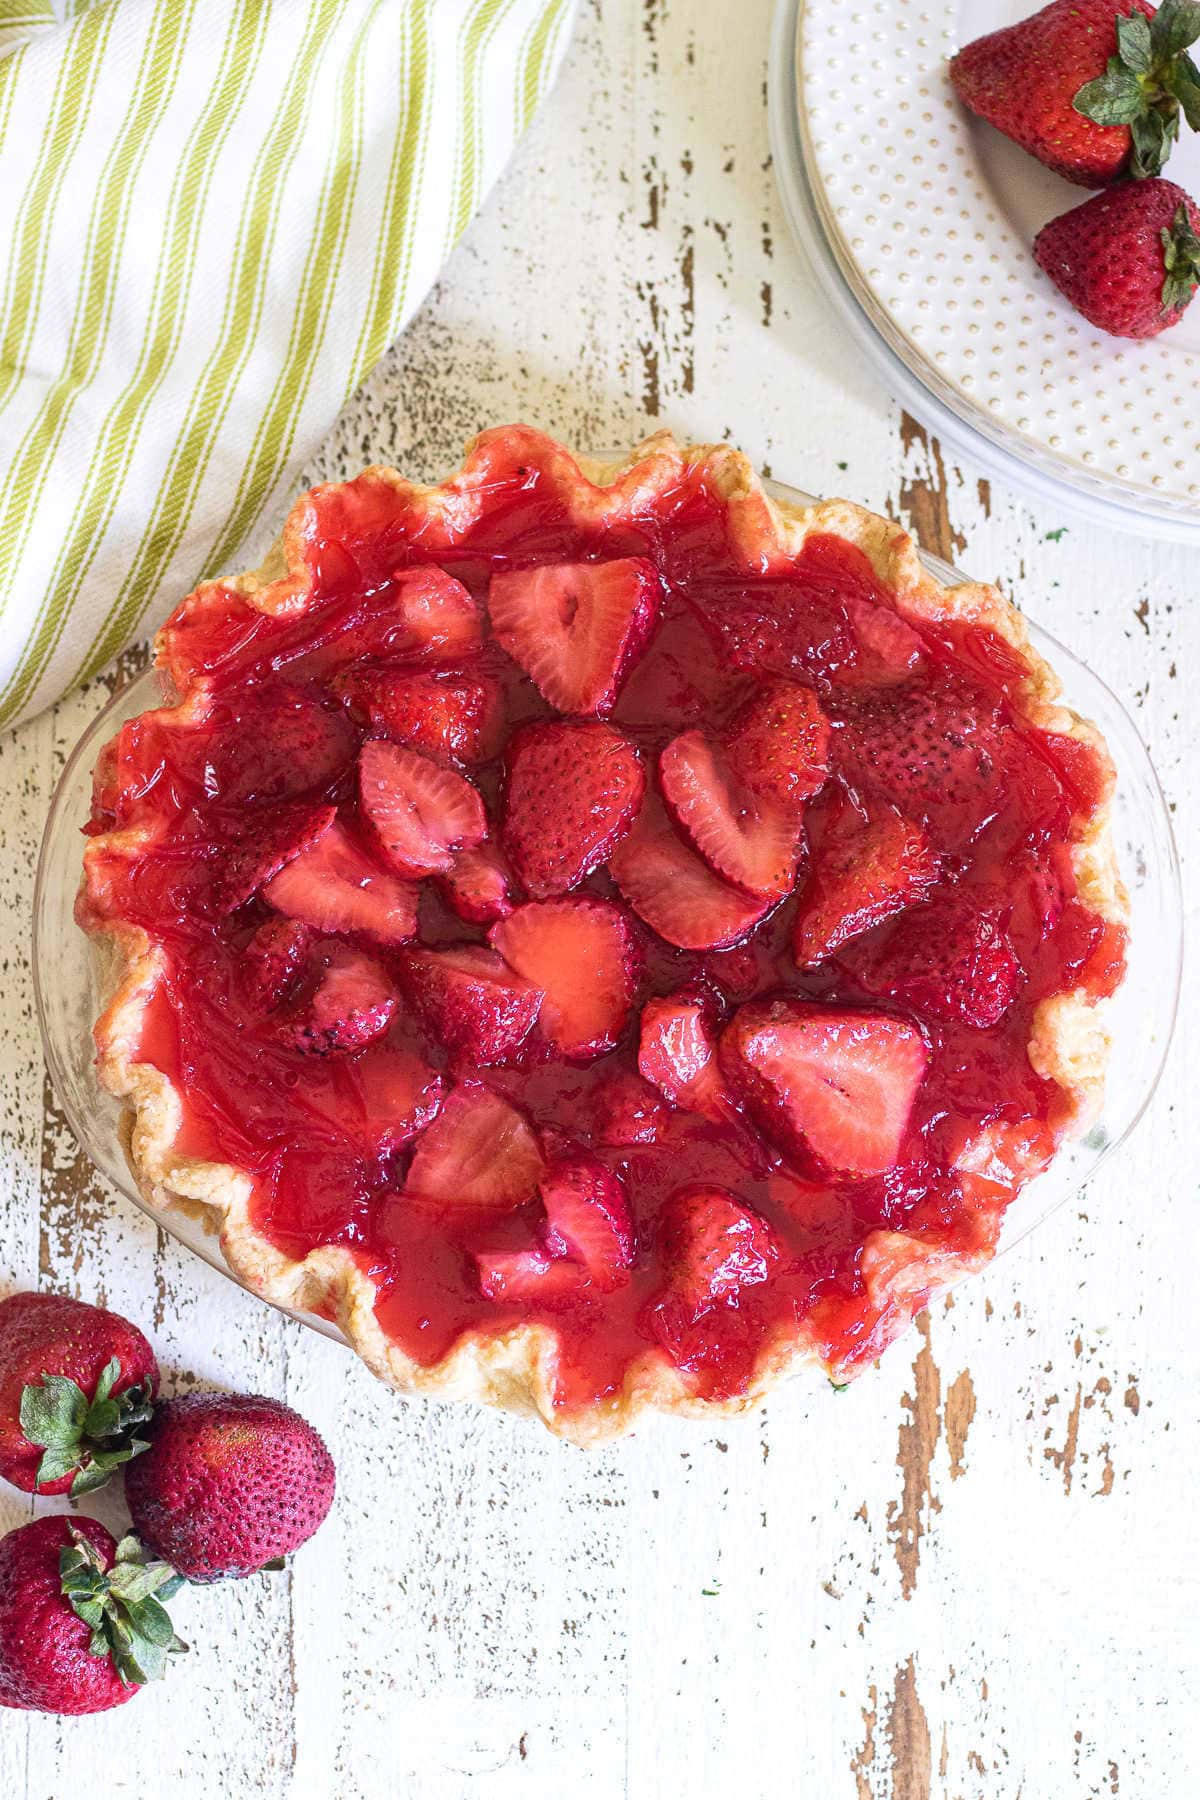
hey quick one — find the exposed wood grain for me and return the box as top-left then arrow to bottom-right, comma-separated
889,1316 -> 942,1604
0,1 -> 1196,1795
944,1372 -> 976,1483
886,1659 -> 932,1800
896,414 -> 966,565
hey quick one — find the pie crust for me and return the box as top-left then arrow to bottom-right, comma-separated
79,429 -> 1127,1444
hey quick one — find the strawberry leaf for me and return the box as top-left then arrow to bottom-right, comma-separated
20,1373 -> 87,1449
1074,62 -> 1145,126
36,1447 -> 84,1488
1116,11 -> 1153,73
60,1530 -> 187,1688
1150,0 -> 1200,61
19,1360 -> 155,1494
1167,56 -> 1200,129
1161,203 -> 1200,313
1130,107 -> 1177,178
1076,2 -> 1200,176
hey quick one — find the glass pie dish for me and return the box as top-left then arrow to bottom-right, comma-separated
32,479 -> 1182,1356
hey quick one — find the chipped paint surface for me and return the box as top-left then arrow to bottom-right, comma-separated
1,1 -> 1197,1794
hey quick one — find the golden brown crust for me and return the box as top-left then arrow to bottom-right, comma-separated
80,429 -> 1128,1444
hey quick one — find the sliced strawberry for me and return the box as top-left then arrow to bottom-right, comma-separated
439,840 -> 515,923
839,596 -> 925,686
792,797 -> 938,967
264,818 -> 418,944
488,555 -> 660,716
210,801 -> 337,913
720,999 -> 928,1176
723,679 -> 829,812
638,991 -> 731,1123
336,665 -> 500,764
404,1082 -> 544,1207
283,945 -> 397,1055
202,681 -> 356,806
686,567 -> 857,681
244,917 -> 312,1011
589,1070 -> 669,1145
489,898 -> 638,1060
358,740 -> 486,878
608,796 -> 770,951
700,940 -> 763,998
390,565 -> 482,657
833,676 -> 1010,851
399,944 -> 543,1067
658,729 -> 801,899
657,1185 -> 780,1314
502,719 -> 644,897
285,567 -> 484,681
539,1157 -> 636,1293
855,896 -> 1022,1029
474,1246 -> 584,1306
349,1045 -> 444,1151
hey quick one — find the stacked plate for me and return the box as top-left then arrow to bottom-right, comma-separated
769,0 -> 1200,540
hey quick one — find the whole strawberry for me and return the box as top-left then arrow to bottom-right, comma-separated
950,0 -> 1200,186
0,1291 -> 157,1496
0,1516 -> 184,1713
124,1392 -> 335,1582
1034,176 -> 1200,335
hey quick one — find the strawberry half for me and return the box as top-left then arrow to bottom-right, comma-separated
608,795 -> 771,950
540,1156 -> 636,1292
792,797 -> 939,967
283,944 -> 397,1055
244,917 -> 313,1010
336,665 -> 500,764
489,898 -> 638,1060
348,1045 -> 444,1151
658,729 -> 801,899
358,740 -> 486,877
264,818 -> 419,944
657,1185 -> 780,1315
589,1069 -> 669,1145
833,676 -> 1009,852
839,596 -> 926,688
488,555 -> 660,716
439,840 -> 516,923
389,565 -> 483,657
855,896 -> 1023,1029
638,990 -> 731,1123
720,1000 -> 928,1176
405,1082 -> 544,1207
474,1247 -> 584,1306
722,679 -> 829,813
210,801 -> 337,914
202,681 -> 356,807
502,718 -> 644,897
399,944 -> 543,1067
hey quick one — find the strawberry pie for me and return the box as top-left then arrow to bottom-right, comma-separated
78,429 -> 1127,1442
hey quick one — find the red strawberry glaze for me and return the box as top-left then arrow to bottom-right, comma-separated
84,435 -> 1125,1416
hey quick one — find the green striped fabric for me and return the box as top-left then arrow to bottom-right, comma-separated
0,0 -> 574,728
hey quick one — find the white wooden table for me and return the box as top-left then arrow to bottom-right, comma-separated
2,4 -> 1196,1794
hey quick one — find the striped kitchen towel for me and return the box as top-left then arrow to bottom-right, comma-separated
0,0 -> 574,730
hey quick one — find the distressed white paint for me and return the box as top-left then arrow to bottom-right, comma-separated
0,3 -> 1196,1795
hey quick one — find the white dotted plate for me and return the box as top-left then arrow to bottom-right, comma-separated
777,0 -> 1200,530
